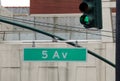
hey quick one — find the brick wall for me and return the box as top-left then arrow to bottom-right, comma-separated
30,0 -> 82,14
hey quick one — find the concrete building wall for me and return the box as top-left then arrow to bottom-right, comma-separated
0,6 -> 13,41
0,0 -> 116,81
0,42 -> 115,81
0,6 -> 13,30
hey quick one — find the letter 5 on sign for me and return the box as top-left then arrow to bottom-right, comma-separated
24,48 -> 87,61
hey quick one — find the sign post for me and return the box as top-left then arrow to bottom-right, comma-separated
24,48 -> 87,61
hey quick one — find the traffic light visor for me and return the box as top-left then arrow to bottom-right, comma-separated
79,2 -> 92,12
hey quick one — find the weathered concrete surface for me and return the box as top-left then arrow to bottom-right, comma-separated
0,42 -> 115,81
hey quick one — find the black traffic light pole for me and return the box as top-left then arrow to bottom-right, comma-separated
116,0 -> 120,81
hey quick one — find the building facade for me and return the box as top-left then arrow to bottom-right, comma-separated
0,0 -> 116,81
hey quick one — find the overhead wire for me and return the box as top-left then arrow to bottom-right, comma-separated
0,15 -> 114,38
0,15 -> 115,67
0,15 -> 115,33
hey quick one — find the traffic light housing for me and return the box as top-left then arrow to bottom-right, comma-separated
79,0 -> 102,29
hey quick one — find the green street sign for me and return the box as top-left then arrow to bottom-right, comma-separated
24,48 -> 87,61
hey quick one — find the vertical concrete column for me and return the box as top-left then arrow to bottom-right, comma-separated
105,43 -> 115,81
67,63 -> 77,81
95,43 -> 106,81
101,0 -> 113,42
101,1 -> 115,81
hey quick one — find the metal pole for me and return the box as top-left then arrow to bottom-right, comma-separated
116,0 -> 120,81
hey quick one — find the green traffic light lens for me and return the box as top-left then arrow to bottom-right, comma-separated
80,15 -> 90,25
84,16 -> 89,24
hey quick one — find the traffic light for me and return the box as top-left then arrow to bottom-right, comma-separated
79,0 -> 102,29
